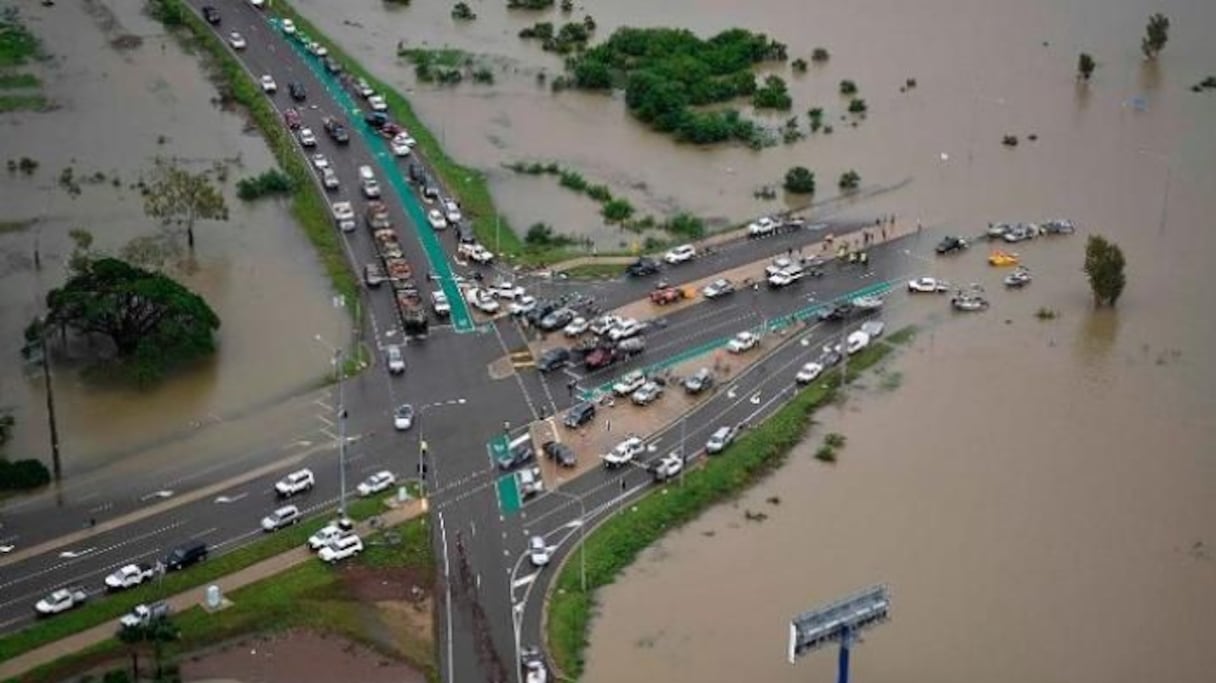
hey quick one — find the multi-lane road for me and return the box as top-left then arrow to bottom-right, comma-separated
0,3 -> 921,681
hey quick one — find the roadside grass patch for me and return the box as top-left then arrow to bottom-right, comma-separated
0,9 -> 42,66
0,71 -> 39,88
0,497 -> 382,664
0,93 -> 46,112
559,262 -> 628,279
546,332 -> 905,677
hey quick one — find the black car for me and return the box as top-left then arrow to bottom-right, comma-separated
682,367 -> 714,394
563,401 -> 596,428
364,111 -> 389,128
818,348 -> 843,368
626,257 -> 660,277
936,236 -> 968,254
542,441 -> 577,468
818,301 -> 856,322
202,5 -> 220,24
164,540 -> 208,572
537,347 -> 571,373
323,117 -> 350,144
288,82 -> 307,102
497,436 -> 535,470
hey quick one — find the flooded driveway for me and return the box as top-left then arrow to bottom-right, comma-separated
0,1 -> 347,473
276,0 -> 1216,679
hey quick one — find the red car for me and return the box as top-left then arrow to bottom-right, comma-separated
584,347 -> 616,370
283,107 -> 302,129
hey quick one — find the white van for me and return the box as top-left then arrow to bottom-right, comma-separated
358,165 -> 381,198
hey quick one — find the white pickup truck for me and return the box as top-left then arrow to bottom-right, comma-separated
35,587 -> 88,617
105,563 -> 156,591
602,436 -> 645,469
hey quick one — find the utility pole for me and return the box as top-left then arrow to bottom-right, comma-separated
336,346 -> 347,518
39,323 -> 62,482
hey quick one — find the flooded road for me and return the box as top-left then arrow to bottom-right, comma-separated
279,0 -> 1215,679
0,1 -> 347,473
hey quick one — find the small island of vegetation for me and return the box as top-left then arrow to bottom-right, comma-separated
563,27 -> 789,146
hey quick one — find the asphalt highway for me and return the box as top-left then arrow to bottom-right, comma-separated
0,3 -> 924,681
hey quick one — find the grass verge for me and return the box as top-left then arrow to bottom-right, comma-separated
0,497 -> 383,664
0,93 -> 46,112
0,72 -> 39,88
545,328 -> 911,677
0,10 -> 41,67
11,516 -> 437,683
560,262 -> 628,280
149,0 -> 358,312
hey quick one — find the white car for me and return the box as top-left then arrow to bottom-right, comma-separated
651,453 -> 683,482
726,331 -> 760,353
361,178 -> 381,199
432,290 -> 451,316
607,319 -> 643,342
386,343 -> 405,374
358,470 -> 397,497
701,278 -> 735,299
765,257 -> 794,278
860,320 -> 885,338
563,317 -> 589,337
249,0 -> 265,7
259,74 -> 277,93
35,588 -> 88,617
748,216 -> 777,237
767,266 -> 804,288
367,94 -> 388,112
589,315 -> 623,336
490,282 -> 525,300
275,468 -> 316,497
318,533 -> 363,563
309,42 -> 328,57
846,330 -> 871,355
630,381 -> 664,406
612,370 -> 646,396
308,519 -> 354,550
229,32 -> 247,50
321,167 -> 339,189
311,153 -> 329,170
298,127 -> 317,147
261,505 -> 301,532
907,277 -> 950,293
280,18 -> 296,34
603,436 -> 645,468
442,200 -> 462,224
706,426 -> 737,454
509,295 -> 538,316
393,132 -> 417,148
104,564 -> 155,591
331,201 -> 355,223
427,209 -> 447,230
458,242 -> 493,264
394,403 -> 414,431
528,535 -> 551,567
390,136 -> 411,156
119,602 -> 170,629
356,79 -> 375,98
664,244 -> 696,264
795,361 -> 823,384
469,289 -> 500,314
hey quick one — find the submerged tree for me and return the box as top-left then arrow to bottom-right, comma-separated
783,166 -> 815,194
1141,13 -> 1169,60
1077,52 -> 1096,81
43,257 -> 220,383
141,158 -> 228,250
1083,234 -> 1127,307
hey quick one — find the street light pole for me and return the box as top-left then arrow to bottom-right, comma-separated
316,335 -> 348,518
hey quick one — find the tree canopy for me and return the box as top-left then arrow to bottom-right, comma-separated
566,27 -> 789,145
1083,235 -> 1127,307
142,158 -> 228,249
1141,13 -> 1169,60
44,257 -> 220,383
783,166 -> 815,194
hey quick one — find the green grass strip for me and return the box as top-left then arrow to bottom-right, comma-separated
0,72 -> 39,89
546,328 -> 912,677
0,496 -> 382,663
150,0 -> 358,312
0,93 -> 45,112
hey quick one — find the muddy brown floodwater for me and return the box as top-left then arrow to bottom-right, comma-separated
286,0 -> 1214,679
0,2 -> 347,473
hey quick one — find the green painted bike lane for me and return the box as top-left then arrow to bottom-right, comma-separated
488,434 -> 523,516
582,278 -> 898,399
269,19 -> 474,333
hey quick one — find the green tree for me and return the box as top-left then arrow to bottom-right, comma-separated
44,258 -> 220,383
839,79 -> 858,95
1141,13 -> 1169,60
783,166 -> 815,194
0,411 -> 13,447
848,98 -> 868,114
838,170 -> 861,191
141,158 -> 229,250
811,47 -> 830,63
1083,235 -> 1127,306
452,2 -> 476,20
791,58 -> 808,73
117,615 -> 180,681
1077,52 -> 1096,81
